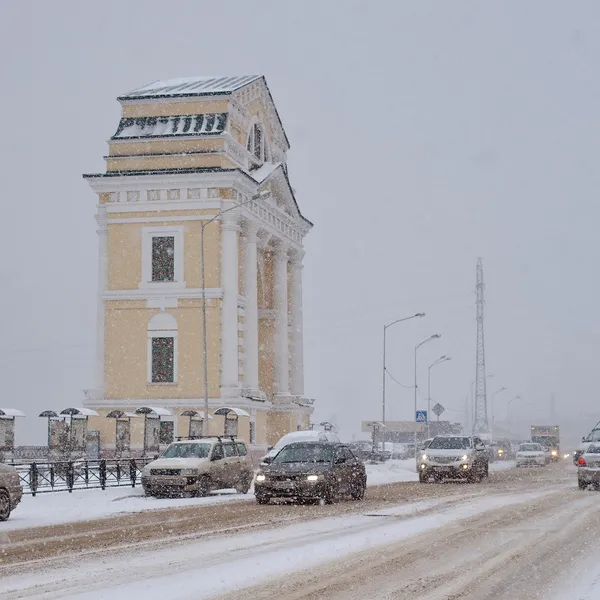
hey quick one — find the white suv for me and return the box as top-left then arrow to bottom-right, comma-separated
141,437 -> 253,497
419,435 -> 489,483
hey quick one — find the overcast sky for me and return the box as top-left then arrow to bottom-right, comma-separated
1,1 -> 599,445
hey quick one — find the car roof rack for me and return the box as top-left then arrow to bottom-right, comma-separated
175,435 -> 239,443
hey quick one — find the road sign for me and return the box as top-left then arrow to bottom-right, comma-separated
432,403 -> 445,417
416,410 -> 428,423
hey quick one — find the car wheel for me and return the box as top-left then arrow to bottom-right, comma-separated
578,478 -> 587,490
0,489 -> 11,521
255,494 -> 270,504
195,476 -> 210,498
351,479 -> 366,500
321,485 -> 335,504
235,478 -> 251,495
419,471 -> 429,483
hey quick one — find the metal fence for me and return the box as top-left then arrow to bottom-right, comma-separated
10,458 -> 153,496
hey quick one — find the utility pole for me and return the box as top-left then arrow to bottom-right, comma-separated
473,258 -> 489,434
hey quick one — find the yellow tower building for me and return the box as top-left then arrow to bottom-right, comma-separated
83,76 -> 313,456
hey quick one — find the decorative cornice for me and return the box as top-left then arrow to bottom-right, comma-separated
103,287 -> 223,301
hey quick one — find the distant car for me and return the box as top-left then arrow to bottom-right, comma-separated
542,446 -> 553,464
0,463 -> 23,521
516,443 -> 546,467
493,438 -> 514,461
577,444 -> 600,490
391,443 -> 415,460
260,430 -> 340,466
254,442 -> 367,504
141,437 -> 253,497
348,442 -> 372,461
418,435 -> 489,483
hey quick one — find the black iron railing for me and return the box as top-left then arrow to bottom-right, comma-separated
9,458 -> 154,496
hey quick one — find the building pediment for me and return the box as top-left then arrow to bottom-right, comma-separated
249,162 -> 312,228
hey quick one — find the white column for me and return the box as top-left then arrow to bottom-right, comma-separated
274,244 -> 290,396
242,222 -> 260,392
220,210 -> 240,396
95,209 -> 108,392
290,256 -> 305,396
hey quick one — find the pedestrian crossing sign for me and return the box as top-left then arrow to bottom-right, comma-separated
416,410 -> 427,423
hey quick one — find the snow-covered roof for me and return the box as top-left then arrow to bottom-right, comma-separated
213,407 -> 250,418
60,408 -> 99,417
0,408 -> 25,417
135,406 -> 172,417
250,162 -> 282,184
119,76 -> 262,100
106,410 -> 137,419
112,114 -> 227,140
180,410 -> 213,419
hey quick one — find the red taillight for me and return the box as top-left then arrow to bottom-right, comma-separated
578,457 -> 586,466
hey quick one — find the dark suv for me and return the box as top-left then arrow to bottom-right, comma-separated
254,442 -> 367,504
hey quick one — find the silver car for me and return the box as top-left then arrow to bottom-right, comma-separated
419,435 -> 489,483
577,443 -> 600,490
0,463 -> 23,521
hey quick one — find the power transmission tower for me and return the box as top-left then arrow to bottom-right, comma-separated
473,258 -> 489,433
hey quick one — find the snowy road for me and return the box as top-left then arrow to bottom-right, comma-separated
1,463 -> 595,599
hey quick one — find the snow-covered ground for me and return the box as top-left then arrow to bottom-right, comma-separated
0,488 -> 558,600
3,459 -> 515,532
550,539 -> 600,600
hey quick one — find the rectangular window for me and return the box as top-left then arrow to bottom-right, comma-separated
151,337 -> 174,382
223,443 -> 238,458
160,421 -> 174,445
249,422 -> 255,444
253,125 -> 262,159
151,236 -> 175,282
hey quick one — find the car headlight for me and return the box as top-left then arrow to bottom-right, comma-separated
422,454 -> 428,460
462,455 -> 469,461
180,469 -> 199,476
306,474 -> 322,482
256,474 -> 266,482
551,450 -> 558,456
498,449 -> 504,454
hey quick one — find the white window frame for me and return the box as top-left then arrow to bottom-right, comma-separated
147,330 -> 178,384
140,226 -> 185,289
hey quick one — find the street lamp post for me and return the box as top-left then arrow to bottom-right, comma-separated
201,189 -> 270,435
381,313 -> 425,427
490,387 -> 507,440
427,356 -> 451,437
414,334 -> 441,456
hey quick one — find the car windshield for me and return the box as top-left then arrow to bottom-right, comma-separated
273,444 -> 333,464
586,430 -> 600,442
428,437 -> 471,450
161,443 -> 211,459
519,444 -> 542,452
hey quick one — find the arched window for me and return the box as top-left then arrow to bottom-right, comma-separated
247,122 -> 268,163
147,312 -> 178,383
